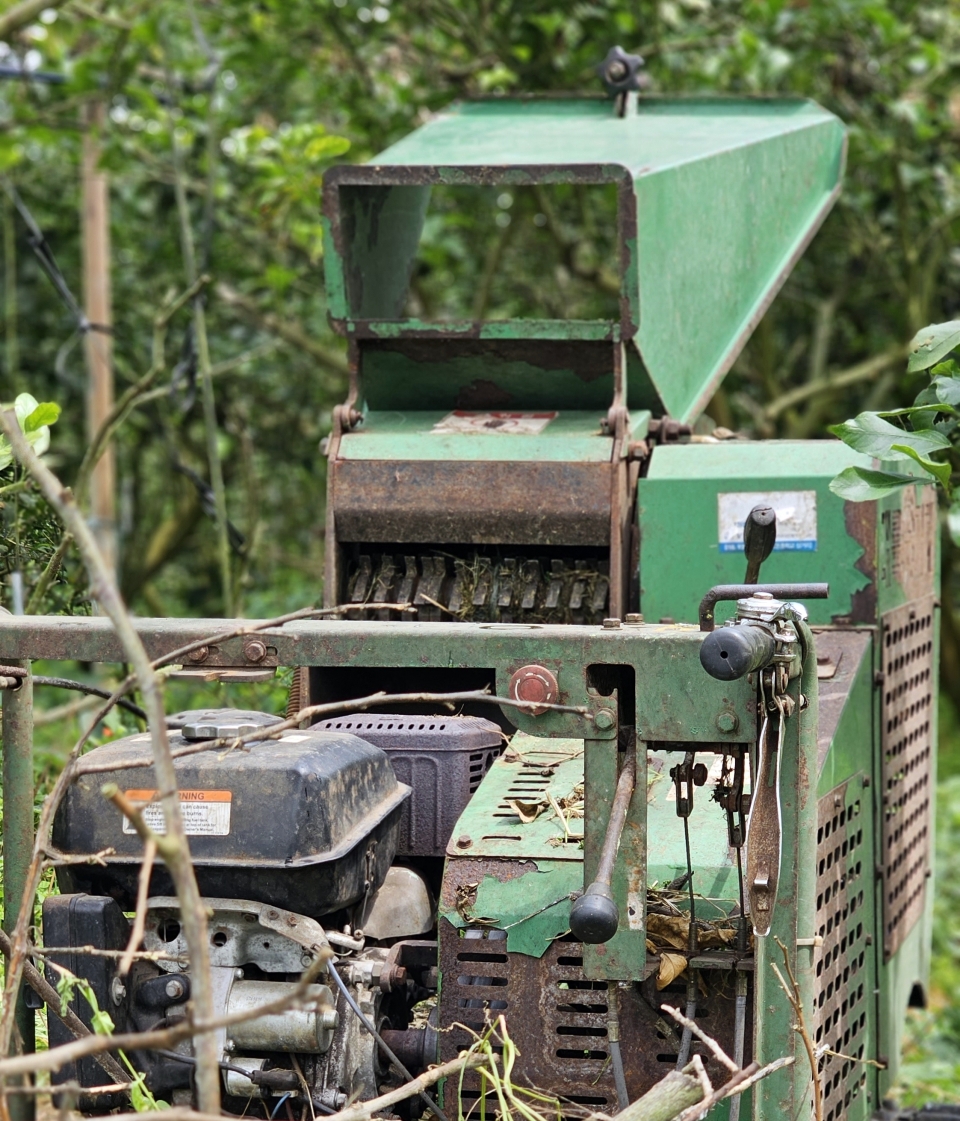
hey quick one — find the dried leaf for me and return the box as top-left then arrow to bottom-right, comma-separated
506,799 -> 546,823
656,952 -> 689,990
646,913 -> 690,951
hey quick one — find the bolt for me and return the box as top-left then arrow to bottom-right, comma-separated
187,645 -> 209,664
456,835 -> 472,849
862,775 -> 871,789
286,914 -> 299,927
593,709 -> 616,731
754,592 -> 774,600
320,1009 -> 340,1031
110,976 -> 127,1006
602,617 -> 621,629
235,968 -> 245,979
716,711 -> 739,734
165,978 -> 184,1000
624,613 -> 644,625
606,59 -> 628,81
244,638 -> 268,663
267,910 -> 279,920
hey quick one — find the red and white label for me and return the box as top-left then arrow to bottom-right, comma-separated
122,790 -> 232,836
432,411 -> 557,435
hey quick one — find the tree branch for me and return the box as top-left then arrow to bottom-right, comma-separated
0,409 -> 221,1113
0,0 -> 70,39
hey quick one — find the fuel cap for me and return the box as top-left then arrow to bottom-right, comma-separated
170,708 -> 283,742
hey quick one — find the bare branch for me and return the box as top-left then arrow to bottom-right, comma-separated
118,837 -> 157,976
662,1004 -> 738,1073
0,409 -> 221,1112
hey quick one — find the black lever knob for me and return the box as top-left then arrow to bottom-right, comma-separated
700,624 -> 777,681
743,504 -> 777,584
570,884 -> 620,944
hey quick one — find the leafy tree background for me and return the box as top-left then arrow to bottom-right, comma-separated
2,0 -> 960,1099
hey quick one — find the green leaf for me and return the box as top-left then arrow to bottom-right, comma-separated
908,320 -> 960,373
829,466 -> 923,502
948,502 -> 960,547
24,402 -> 61,433
829,412 -> 950,460
892,444 -> 953,496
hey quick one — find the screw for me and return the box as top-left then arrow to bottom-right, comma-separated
716,711 -> 739,734
267,910 -> 279,920
244,638 -> 267,663
594,709 -> 616,731
187,645 -> 209,664
165,978 -> 184,1000
602,618 -> 621,629
456,835 -> 472,849
286,915 -> 299,927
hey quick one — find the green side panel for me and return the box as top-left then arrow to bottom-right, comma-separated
339,184 -> 431,318
339,411 -> 623,462
632,117 -> 844,421
638,441 -> 872,627
360,342 -> 616,411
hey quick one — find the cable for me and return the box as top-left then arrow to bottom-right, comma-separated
270,1093 -> 293,1119
326,960 -> 448,1121
32,675 -> 147,720
606,983 -> 629,1111
151,1047 -> 267,1081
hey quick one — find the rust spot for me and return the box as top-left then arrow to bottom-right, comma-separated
456,379 -> 514,409
843,499 -> 877,624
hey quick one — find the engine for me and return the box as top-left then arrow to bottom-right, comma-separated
46,709 -> 501,1114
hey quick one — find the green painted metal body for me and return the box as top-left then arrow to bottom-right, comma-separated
322,97 -> 845,423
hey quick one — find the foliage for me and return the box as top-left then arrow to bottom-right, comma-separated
2,0 -> 960,617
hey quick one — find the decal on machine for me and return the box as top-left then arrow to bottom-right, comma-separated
432,411 -> 557,435
122,789 -> 232,836
718,490 -> 818,553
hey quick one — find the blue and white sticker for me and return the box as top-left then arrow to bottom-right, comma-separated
717,490 -> 818,553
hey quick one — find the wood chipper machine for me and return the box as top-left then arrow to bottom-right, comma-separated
0,51 -> 944,1121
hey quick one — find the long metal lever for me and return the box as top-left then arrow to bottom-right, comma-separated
743,504 -> 777,585
569,752 -> 637,944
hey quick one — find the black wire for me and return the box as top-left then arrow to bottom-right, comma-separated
326,961 -> 449,1121
32,675 -> 147,720
151,1047 -> 269,1081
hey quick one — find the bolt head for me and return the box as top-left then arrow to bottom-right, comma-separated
593,709 -> 616,731
602,617 -> 621,629
456,834 -> 472,849
165,978 -> 184,1000
320,1008 -> 340,1030
624,613 -> 644,625
243,638 -> 268,663
187,645 -> 209,664
716,711 -> 738,734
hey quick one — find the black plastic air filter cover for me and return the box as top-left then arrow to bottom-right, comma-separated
53,710 -> 411,917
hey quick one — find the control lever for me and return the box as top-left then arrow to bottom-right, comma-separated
743,504 -> 777,584
746,676 -> 786,937
569,752 -> 637,944
698,583 -> 829,633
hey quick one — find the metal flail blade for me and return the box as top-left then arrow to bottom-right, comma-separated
745,681 -> 785,937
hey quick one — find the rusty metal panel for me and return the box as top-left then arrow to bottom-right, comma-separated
814,780 -> 875,1121
438,919 -> 749,1111
331,459 -> 612,546
880,597 -> 935,960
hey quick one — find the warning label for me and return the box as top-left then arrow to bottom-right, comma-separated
122,790 -> 232,836
717,490 -> 818,554
432,411 -> 557,435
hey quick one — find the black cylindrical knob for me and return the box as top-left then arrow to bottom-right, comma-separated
569,884 -> 620,944
700,624 -> 776,681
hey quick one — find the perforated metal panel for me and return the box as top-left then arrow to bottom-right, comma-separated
814,780 -> 869,1121
880,597 -> 935,960
437,919 -> 747,1113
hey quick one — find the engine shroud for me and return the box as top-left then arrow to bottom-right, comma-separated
53,714 -> 410,917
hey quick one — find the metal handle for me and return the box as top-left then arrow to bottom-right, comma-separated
700,624 -> 777,681
743,504 -> 777,585
698,583 -> 829,632
569,752 -> 636,945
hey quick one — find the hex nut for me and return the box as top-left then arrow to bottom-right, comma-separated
593,709 -> 616,731
187,645 -> 209,664
716,711 -> 739,734
243,638 -> 268,663
165,978 -> 185,1000
456,835 -> 472,849
602,617 -> 621,629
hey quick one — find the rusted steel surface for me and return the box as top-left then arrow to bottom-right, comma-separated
438,917 -> 750,1110
330,459 -> 613,546
880,596 -> 935,960
843,500 -> 878,624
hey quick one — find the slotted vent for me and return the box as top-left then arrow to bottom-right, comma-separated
880,597 -> 934,960
815,782 -> 868,1121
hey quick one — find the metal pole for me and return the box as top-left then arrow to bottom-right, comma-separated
2,661 -> 35,1121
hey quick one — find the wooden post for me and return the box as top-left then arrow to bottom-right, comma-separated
81,99 -> 116,576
